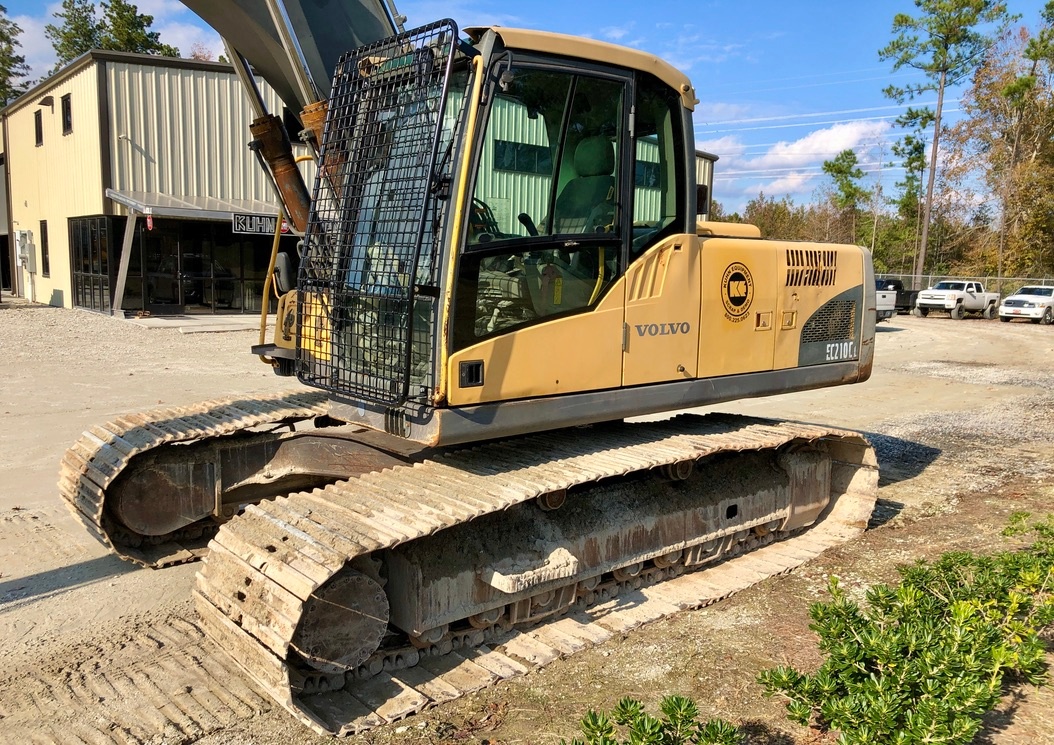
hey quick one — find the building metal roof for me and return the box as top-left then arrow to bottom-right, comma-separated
1,50 -> 240,117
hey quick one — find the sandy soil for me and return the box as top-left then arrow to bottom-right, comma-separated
1,298 -> 1053,744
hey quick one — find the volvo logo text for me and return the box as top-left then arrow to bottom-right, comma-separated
635,322 -> 691,337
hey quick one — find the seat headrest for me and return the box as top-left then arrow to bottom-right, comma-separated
574,136 -> 614,177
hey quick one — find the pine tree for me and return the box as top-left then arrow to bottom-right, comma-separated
100,0 -> 179,58
822,150 -> 869,245
0,4 -> 29,104
878,0 -> 1015,287
45,0 -> 103,72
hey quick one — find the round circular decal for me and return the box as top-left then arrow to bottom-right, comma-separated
721,262 -> 754,321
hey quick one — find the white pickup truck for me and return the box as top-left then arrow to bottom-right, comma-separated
999,285 -> 1054,324
875,280 -> 896,322
914,280 -> 1000,320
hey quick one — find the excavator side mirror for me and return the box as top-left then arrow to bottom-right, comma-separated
696,184 -> 709,217
274,253 -> 294,294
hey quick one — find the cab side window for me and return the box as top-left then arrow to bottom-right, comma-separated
453,65 -> 627,350
630,73 -> 685,257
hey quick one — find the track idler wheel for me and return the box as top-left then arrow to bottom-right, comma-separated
660,460 -> 694,481
536,488 -> 567,511
291,570 -> 389,674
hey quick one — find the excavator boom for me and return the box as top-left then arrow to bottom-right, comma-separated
180,0 -> 404,111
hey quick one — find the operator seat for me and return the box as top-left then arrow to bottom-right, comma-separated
552,136 -> 615,233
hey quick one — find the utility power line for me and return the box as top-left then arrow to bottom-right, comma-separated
698,109 -> 961,135
700,101 -> 950,126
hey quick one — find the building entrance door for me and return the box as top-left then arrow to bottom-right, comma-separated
145,231 -> 184,314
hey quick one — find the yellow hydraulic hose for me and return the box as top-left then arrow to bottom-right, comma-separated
257,207 -> 285,367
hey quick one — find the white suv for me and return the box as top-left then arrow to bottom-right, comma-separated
998,285 -> 1054,325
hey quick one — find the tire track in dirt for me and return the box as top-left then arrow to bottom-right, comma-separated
0,614 -> 272,744
0,507 -> 85,565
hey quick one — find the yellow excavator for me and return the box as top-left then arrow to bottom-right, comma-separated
59,1 -> 879,735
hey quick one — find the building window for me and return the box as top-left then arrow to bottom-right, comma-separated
70,216 -> 115,313
61,93 -> 72,135
40,220 -> 50,277
493,140 -> 553,176
34,110 -> 43,146
635,160 -> 661,189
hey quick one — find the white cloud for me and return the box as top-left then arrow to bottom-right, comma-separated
744,120 -> 891,170
658,29 -> 745,73
756,172 -> 818,196
707,120 -> 894,211
696,134 -> 747,159
156,21 -> 222,59
600,24 -> 633,42
14,13 -> 57,82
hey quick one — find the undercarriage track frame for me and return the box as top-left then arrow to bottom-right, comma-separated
193,413 -> 877,735
58,390 -> 331,567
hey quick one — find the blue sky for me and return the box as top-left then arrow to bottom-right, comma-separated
6,0 -> 1052,212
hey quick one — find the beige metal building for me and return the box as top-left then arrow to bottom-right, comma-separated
1,50 -> 307,315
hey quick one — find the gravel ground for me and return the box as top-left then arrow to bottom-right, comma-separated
1,298 -> 1053,745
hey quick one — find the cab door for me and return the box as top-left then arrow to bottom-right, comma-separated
446,60 -> 630,406
621,74 -> 700,386
622,237 -> 701,385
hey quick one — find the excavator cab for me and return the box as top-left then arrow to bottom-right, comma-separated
286,22 -> 727,445
178,10 -> 871,451
180,2 -> 873,450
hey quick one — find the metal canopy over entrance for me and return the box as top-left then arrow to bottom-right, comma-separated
106,190 -> 282,223
105,189 -> 288,315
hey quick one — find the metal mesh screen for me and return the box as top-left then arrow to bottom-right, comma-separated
801,299 -> 857,344
297,20 -> 461,405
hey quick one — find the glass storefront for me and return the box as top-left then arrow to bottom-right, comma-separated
70,215 -> 297,315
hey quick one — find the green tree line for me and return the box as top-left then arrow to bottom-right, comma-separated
717,1 -> 1054,284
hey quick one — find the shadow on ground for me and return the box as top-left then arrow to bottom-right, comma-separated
0,303 -> 60,312
859,432 -> 941,528
737,720 -> 798,744
865,432 -> 941,487
0,554 -> 136,610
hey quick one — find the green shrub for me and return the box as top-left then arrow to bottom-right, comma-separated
563,695 -> 742,745
758,513 -> 1054,744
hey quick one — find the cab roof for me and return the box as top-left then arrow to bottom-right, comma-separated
465,26 -> 698,110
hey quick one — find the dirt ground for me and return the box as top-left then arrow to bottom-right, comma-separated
2,298 -> 1053,745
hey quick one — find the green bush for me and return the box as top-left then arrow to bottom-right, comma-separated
758,512 -> 1054,744
563,695 -> 742,745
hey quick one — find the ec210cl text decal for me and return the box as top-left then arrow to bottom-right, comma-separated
825,341 -> 856,361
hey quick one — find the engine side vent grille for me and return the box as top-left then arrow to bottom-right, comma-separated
801,299 -> 856,343
786,249 -> 837,286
